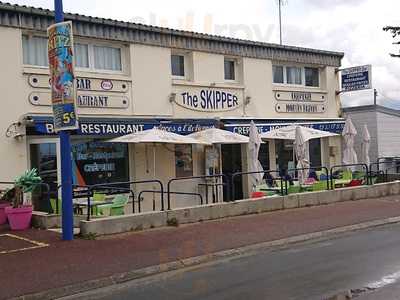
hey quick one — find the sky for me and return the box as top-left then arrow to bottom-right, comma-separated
8,0 -> 400,108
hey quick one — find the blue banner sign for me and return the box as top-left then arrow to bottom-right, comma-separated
28,117 -> 218,136
47,21 -> 79,131
224,121 -> 345,136
341,65 -> 372,92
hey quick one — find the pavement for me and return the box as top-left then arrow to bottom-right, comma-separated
2,196 -> 400,299
74,222 -> 400,300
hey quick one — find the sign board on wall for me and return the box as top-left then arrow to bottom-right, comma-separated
275,103 -> 326,113
28,74 -> 130,109
173,86 -> 243,112
274,91 -> 326,102
341,65 -> 372,92
47,21 -> 78,131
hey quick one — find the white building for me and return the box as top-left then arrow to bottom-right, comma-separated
0,2 -> 345,210
343,105 -> 400,170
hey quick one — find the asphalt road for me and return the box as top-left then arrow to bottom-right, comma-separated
81,224 -> 400,300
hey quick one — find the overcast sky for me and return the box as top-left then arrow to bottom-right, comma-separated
9,0 -> 400,108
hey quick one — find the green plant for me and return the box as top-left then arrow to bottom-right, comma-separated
0,169 -> 42,208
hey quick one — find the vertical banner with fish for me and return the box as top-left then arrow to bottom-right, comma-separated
47,21 -> 78,131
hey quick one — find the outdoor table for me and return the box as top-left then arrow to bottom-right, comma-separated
73,198 -> 113,216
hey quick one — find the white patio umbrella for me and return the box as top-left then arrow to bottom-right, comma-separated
260,125 -> 338,141
187,127 -> 249,144
108,127 -> 209,180
342,118 -> 358,168
361,124 -> 371,166
294,126 -> 310,184
248,121 -> 264,189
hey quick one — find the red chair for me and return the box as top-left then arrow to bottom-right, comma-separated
251,191 -> 266,198
346,179 -> 362,187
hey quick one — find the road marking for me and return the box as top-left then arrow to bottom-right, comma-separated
0,233 -> 49,254
366,270 -> 400,289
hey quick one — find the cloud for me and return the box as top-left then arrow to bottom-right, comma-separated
301,0 -> 366,9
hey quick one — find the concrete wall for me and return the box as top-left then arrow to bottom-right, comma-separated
79,181 -> 400,236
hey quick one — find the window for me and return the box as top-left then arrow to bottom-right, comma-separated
272,65 -> 320,87
22,34 -> 123,72
71,141 -> 129,186
273,65 -> 284,84
286,66 -> 302,85
93,46 -> 122,71
305,67 -> 319,87
224,58 -> 236,80
171,54 -> 185,77
22,35 -> 48,66
175,145 -> 193,177
74,43 -> 89,68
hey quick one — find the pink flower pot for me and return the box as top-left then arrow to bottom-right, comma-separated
0,203 -> 11,225
5,206 -> 33,230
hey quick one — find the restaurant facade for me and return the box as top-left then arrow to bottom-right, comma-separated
0,2 -> 345,209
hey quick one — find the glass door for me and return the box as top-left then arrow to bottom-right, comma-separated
29,139 -> 60,200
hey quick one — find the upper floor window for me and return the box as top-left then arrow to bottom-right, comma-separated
273,65 -> 320,87
224,58 -> 236,80
93,45 -> 122,71
22,35 -> 48,67
171,54 -> 185,77
22,34 -> 123,72
305,67 -> 319,87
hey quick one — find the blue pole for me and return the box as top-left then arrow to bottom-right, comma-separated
54,0 -> 74,241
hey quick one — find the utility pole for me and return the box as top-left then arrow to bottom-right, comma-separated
278,0 -> 282,45
53,0 -> 75,241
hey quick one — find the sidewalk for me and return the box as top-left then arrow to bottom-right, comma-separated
2,196 -> 400,300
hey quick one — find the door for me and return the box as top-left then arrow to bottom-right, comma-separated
222,144 -> 243,201
29,139 -> 60,211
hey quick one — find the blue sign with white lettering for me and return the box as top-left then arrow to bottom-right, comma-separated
341,65 -> 372,92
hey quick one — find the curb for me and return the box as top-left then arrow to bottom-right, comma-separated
12,216 -> 400,300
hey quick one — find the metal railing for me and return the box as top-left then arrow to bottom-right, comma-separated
286,166 -> 330,194
330,163 -> 369,188
167,174 -> 228,210
231,170 -> 284,199
84,180 -> 164,221
137,190 -> 203,211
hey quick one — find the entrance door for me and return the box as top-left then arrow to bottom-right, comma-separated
29,139 -> 60,211
222,144 -> 242,201
309,138 -> 322,167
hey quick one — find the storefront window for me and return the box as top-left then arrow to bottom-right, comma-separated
175,145 -> 193,178
71,141 -> 129,186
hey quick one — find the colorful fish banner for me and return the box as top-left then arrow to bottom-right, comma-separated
47,21 -> 79,131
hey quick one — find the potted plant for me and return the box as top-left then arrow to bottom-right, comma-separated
0,188 -> 13,225
4,169 -> 42,230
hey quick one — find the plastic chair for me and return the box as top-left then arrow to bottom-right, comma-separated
288,185 -> 301,194
342,170 -> 353,181
251,191 -> 265,199
50,198 -> 62,214
312,181 -> 327,192
97,194 -> 128,216
93,192 -> 106,202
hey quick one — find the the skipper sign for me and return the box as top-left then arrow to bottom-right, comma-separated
341,65 -> 372,92
173,86 -> 243,112
47,21 -> 78,131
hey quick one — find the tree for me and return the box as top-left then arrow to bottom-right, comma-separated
383,26 -> 400,57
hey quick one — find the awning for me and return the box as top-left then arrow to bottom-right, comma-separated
25,115 -> 219,136
222,119 -> 345,135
